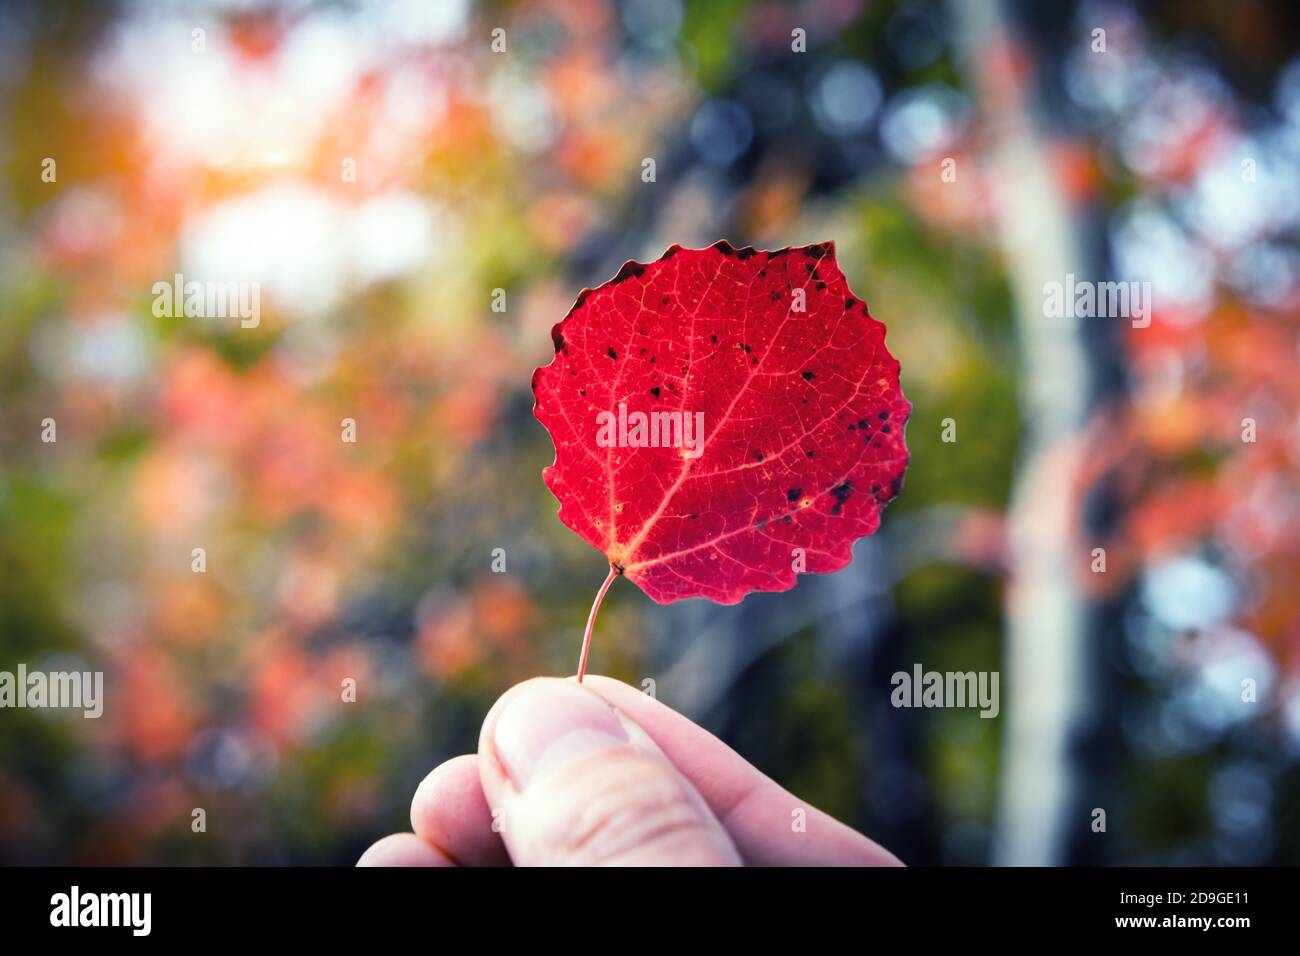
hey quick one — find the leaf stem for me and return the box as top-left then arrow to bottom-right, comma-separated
576,565 -> 618,682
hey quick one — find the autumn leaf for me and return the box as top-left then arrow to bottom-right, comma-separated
532,240 -> 911,676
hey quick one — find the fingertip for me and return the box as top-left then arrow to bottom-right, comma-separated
411,754 -> 511,867
477,677 -> 567,761
356,832 -> 454,867
489,680 -> 629,790
410,753 -> 479,836
478,677 -> 616,786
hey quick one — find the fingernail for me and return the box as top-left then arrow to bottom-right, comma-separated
492,681 -> 629,789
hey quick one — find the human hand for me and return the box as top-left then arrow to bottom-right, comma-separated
358,676 -> 902,867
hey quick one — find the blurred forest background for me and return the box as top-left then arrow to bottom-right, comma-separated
1,0 -> 1298,866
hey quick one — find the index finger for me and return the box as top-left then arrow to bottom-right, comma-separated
578,675 -> 902,866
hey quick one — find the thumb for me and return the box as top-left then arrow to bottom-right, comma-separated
478,678 -> 741,866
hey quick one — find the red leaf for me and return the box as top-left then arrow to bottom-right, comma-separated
533,240 -> 910,610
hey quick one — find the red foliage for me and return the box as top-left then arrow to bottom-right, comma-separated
533,241 -> 910,605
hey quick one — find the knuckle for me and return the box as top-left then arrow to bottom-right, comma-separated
530,749 -> 722,865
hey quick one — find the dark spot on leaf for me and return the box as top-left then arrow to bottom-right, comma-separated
890,473 -> 905,497
754,451 -> 764,462
783,514 -> 793,524
710,334 -> 718,343
830,481 -> 853,515
650,386 -> 660,398
770,291 -> 781,301
882,424 -> 892,434
805,450 -> 815,458
802,370 -> 814,381
552,330 -> 566,352
612,260 -> 647,284
815,281 -> 826,290
879,410 -> 890,420
787,487 -> 802,502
